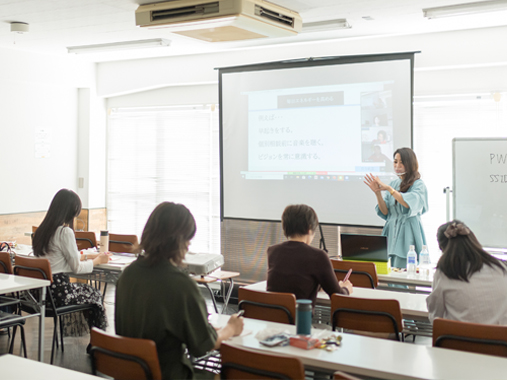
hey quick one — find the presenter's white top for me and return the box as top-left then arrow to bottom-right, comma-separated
44,226 -> 93,275
427,263 -> 507,324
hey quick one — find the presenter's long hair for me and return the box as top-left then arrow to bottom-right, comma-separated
394,147 -> 421,193
436,220 -> 505,282
33,189 -> 82,257
141,202 -> 196,266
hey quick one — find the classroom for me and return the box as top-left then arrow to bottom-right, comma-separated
1,1 -> 507,379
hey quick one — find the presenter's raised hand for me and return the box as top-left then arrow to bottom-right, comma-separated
364,173 -> 382,193
365,173 -> 391,193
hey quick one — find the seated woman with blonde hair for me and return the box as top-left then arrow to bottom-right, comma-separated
427,220 -> 507,324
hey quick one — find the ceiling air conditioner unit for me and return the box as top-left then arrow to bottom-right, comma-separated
135,0 -> 302,42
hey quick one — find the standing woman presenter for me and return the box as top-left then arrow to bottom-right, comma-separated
364,147 -> 428,268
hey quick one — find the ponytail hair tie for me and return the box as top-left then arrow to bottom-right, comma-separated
444,222 -> 470,239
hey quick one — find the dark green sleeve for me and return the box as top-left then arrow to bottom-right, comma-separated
180,279 -> 218,358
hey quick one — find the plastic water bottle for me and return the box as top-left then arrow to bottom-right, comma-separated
419,245 -> 431,278
406,245 -> 417,277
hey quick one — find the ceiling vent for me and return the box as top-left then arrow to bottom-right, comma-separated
135,0 -> 302,42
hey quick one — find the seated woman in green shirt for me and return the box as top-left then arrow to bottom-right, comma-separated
115,202 -> 243,380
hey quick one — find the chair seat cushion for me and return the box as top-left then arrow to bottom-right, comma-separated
0,311 -> 26,326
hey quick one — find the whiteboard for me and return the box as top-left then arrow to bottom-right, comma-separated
453,138 -> 507,248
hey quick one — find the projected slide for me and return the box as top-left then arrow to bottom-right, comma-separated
220,54 -> 413,226
243,82 -> 394,180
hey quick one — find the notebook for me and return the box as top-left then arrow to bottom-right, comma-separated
340,233 -> 389,262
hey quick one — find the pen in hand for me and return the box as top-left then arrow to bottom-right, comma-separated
343,268 -> 353,282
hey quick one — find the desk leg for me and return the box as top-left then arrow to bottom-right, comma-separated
221,279 -> 234,314
203,283 -> 218,314
38,287 -> 46,362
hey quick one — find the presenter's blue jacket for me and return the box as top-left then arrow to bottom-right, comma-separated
375,178 -> 428,268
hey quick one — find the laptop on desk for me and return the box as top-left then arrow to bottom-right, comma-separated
340,234 -> 389,262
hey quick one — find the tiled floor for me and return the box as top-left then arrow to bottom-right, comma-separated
0,283 -> 430,376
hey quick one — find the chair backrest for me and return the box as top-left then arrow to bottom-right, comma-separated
238,288 -> 296,325
220,342 -> 305,380
90,327 -> 162,380
32,226 -> 38,233
14,255 -> 53,283
0,251 -> 13,274
108,233 -> 139,253
75,231 -> 97,250
331,259 -> 379,289
433,318 -> 507,357
331,293 -> 403,340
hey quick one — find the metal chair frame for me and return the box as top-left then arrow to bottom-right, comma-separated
220,362 -> 291,380
332,307 -> 403,341
14,262 -> 95,364
435,334 -> 507,351
334,268 -> 376,288
90,346 -> 154,380
238,300 -> 295,324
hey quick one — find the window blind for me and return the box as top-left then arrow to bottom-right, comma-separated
107,105 -> 220,254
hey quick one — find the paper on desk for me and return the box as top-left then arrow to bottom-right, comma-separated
108,256 -> 134,264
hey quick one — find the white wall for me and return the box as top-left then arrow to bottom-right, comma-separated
0,48 -> 97,214
98,26 -> 507,99
4,25 -> 505,215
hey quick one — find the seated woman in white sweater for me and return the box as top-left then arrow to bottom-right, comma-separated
32,189 -> 110,338
427,220 -> 507,325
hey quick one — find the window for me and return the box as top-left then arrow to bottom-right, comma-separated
107,105 -> 220,254
414,96 -> 507,260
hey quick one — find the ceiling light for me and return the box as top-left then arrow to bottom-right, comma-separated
423,0 -> 507,19
67,38 -> 171,54
302,19 -> 351,33
11,22 -> 29,34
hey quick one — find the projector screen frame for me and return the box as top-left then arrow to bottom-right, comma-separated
218,51 -> 418,227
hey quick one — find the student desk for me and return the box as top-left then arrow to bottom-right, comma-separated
243,281 -> 431,335
14,246 -> 237,314
210,315 -> 507,380
0,354 -> 98,379
0,273 -> 50,362
190,271 -> 240,314
377,271 -> 433,290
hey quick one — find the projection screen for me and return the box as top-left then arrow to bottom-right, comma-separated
219,52 -> 415,227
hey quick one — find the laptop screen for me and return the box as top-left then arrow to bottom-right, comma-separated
340,234 -> 388,262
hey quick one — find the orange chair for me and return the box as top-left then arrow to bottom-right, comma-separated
331,293 -> 404,341
14,255 -> 96,364
220,342 -> 305,379
433,318 -> 507,357
109,233 -> 139,253
331,259 -> 379,289
238,288 -> 296,325
0,250 -> 13,274
75,231 -> 97,250
90,327 -> 162,380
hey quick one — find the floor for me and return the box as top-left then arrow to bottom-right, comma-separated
0,283 -> 431,376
